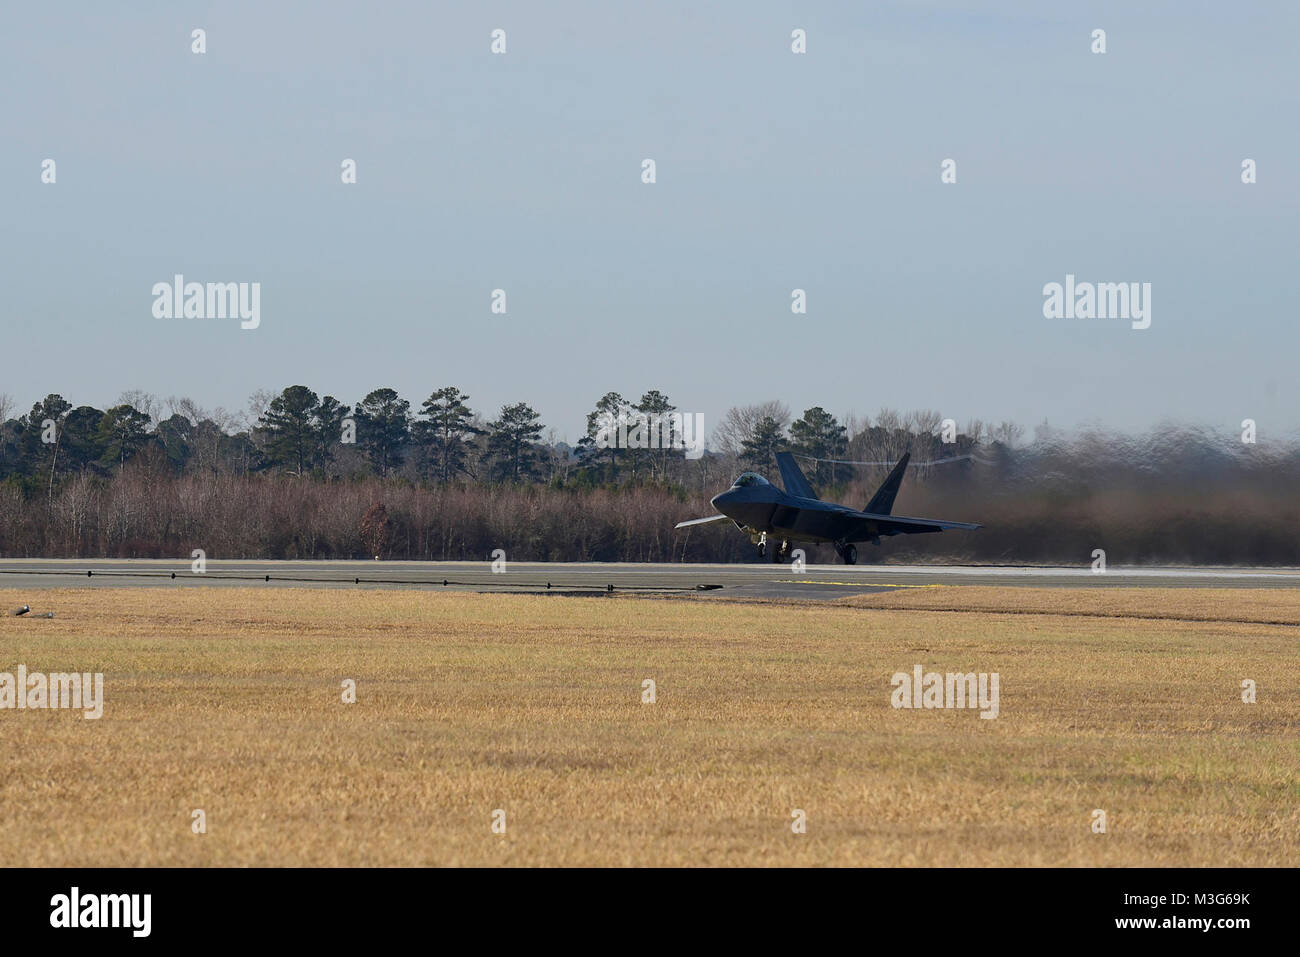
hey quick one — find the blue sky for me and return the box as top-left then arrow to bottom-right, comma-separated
3,1 -> 1298,442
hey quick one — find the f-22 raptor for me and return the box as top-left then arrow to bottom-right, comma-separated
676,451 -> 980,564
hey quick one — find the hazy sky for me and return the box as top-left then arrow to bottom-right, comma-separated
4,1 -> 1298,443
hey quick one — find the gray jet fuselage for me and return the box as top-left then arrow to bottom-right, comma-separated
677,452 -> 980,563
711,478 -> 871,544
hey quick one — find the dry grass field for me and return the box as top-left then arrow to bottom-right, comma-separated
1,585 -> 1297,867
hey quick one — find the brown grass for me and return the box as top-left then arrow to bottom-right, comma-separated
1,586 -> 1297,866
836,585 -> 1300,625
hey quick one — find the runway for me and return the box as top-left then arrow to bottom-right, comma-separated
2,559 -> 1299,600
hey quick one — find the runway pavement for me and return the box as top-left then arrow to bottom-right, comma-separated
2,559 -> 1300,600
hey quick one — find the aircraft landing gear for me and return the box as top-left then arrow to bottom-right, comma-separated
835,542 -> 858,565
756,532 -> 768,559
775,539 -> 791,563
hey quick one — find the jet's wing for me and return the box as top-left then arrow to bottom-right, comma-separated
674,514 -> 731,529
775,452 -> 819,500
851,510 -> 982,536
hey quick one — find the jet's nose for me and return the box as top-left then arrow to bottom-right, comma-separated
710,490 -> 734,511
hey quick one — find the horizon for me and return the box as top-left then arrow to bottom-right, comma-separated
2,380 -> 1292,452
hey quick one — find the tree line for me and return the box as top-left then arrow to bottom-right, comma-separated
3,386 -> 981,490
3,387 -> 1295,565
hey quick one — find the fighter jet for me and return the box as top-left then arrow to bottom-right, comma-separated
675,451 -> 980,564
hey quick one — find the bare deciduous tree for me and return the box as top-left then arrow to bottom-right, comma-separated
711,400 -> 791,456
992,420 -> 1024,447
115,390 -> 161,428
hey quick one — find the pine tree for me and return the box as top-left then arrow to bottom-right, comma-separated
96,405 -> 152,470
256,385 -> 319,475
487,402 -> 544,483
60,406 -> 108,473
354,388 -> 411,477
789,406 -> 848,487
417,387 -> 483,483
312,396 -> 351,471
635,389 -> 676,482
19,394 -> 71,480
578,392 -> 630,482
740,415 -> 786,474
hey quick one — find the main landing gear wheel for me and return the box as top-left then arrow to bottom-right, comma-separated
774,539 -> 790,563
837,542 -> 858,565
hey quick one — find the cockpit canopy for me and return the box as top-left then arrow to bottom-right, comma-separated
732,472 -> 771,488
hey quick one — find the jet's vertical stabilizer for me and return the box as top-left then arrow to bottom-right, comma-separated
864,451 -> 910,515
775,452 -> 819,500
